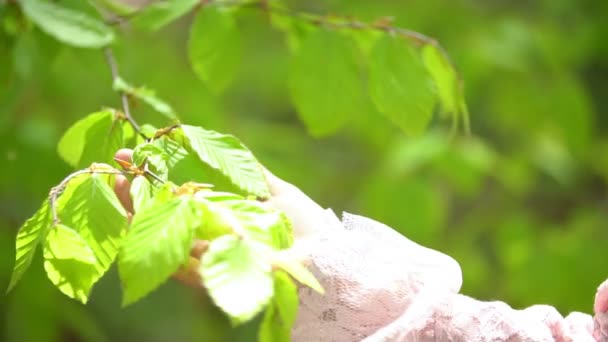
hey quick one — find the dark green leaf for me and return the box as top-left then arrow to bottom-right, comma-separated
43,224 -> 98,303
131,0 -> 199,32
200,235 -> 274,325
369,35 -> 436,135
20,0 -> 114,48
171,125 -> 270,198
119,195 -> 201,306
258,271 -> 298,342
55,173 -> 128,301
288,29 -> 363,136
113,77 -> 177,120
57,110 -> 124,169
7,200 -> 51,292
188,6 -> 241,93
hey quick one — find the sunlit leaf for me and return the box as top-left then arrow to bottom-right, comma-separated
119,195 -> 201,306
189,6 -> 241,93
272,254 -> 323,294
152,136 -> 189,168
200,235 -> 274,325
194,195 -> 292,249
132,143 -> 169,182
130,176 -> 155,213
20,0 -> 114,48
288,29 -> 363,136
113,77 -> 177,120
43,224 -> 98,303
131,0 -> 199,32
97,0 -> 139,16
55,173 -> 128,301
369,35 -> 436,135
57,110 -> 124,169
7,200 -> 51,292
170,125 -> 270,198
258,271 -> 298,342
422,44 -> 459,117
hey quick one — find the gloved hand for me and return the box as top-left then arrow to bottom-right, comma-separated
113,149 -> 608,341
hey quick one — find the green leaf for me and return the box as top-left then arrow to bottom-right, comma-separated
55,173 -> 128,301
131,0 -> 199,32
20,0 -> 114,48
422,44 -> 459,117
7,200 -> 51,292
288,29 -> 363,136
194,195 -> 292,249
43,224 -> 99,303
221,199 -> 292,249
97,0 -> 139,16
272,254 -> 324,294
369,35 -> 436,135
259,271 -> 298,342
119,195 -> 201,306
171,125 -> 270,198
188,6 -> 241,93
200,235 -> 274,325
113,77 -> 177,120
152,136 -> 189,169
132,143 -> 169,182
57,110 -> 124,169
130,176 -> 155,213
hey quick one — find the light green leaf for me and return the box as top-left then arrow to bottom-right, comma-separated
58,110 -> 124,169
97,0 -> 139,16
194,194 -> 292,248
132,143 -> 169,182
43,224 -> 99,303
7,200 -> 51,292
200,235 -> 274,325
55,173 -> 128,301
131,0 -> 199,32
119,195 -> 201,306
113,77 -> 177,120
130,176 -> 155,213
171,125 -> 270,198
259,271 -> 298,342
20,0 -> 114,48
422,44 -> 459,117
189,6 -> 241,93
272,254 -> 323,294
219,199 -> 292,249
152,136 -> 189,169
369,35 -> 436,135
288,29 -> 363,136
270,10 -> 316,52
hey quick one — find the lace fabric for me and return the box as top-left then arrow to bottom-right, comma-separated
291,212 -> 608,342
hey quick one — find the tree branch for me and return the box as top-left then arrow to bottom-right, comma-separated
103,47 -> 147,140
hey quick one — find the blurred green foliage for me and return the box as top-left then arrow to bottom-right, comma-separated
1,0 -> 608,340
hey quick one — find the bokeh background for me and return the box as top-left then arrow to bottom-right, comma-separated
1,0 -> 608,340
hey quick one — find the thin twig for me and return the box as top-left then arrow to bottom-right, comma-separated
103,47 -> 147,140
49,167 -> 129,225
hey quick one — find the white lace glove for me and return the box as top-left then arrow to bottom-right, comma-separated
263,170 -> 608,341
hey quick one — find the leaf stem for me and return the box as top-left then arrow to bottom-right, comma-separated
103,47 -> 147,140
